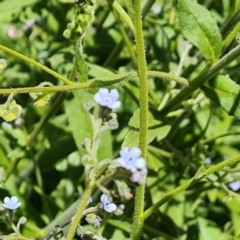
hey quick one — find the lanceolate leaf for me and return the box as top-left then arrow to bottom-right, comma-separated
201,75 -> 240,118
88,72 -> 131,94
75,34 -> 88,83
178,0 -> 222,62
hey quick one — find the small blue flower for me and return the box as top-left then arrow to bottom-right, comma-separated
100,194 -> 117,213
94,88 -> 121,110
117,147 -> 146,173
229,181 -> 240,191
2,196 -> 21,210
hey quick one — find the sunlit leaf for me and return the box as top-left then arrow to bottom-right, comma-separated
178,0 -> 222,62
201,75 -> 240,118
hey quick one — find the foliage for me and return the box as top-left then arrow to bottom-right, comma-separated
0,0 -> 240,239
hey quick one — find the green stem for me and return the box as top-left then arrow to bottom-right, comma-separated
131,0 -> 148,239
66,183 -> 95,240
0,71 -> 188,95
0,44 -> 74,85
141,154 -> 240,220
26,92 -> 68,149
160,44 -> 240,114
26,65 -> 77,150
107,0 -> 135,33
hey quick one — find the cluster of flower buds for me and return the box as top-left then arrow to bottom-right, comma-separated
63,0 -> 96,41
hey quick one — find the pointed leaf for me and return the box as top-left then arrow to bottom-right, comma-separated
194,165 -> 207,180
178,0 -> 222,62
122,125 -> 171,148
88,73 -> 131,94
122,108 -> 171,147
201,75 -> 240,118
75,34 -> 88,83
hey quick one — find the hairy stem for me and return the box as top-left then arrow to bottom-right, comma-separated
0,44 -> 74,85
160,44 -> 240,114
131,0 -> 148,239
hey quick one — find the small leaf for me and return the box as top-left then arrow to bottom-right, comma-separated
122,126 -> 171,148
201,75 -> 240,118
88,73 -> 131,94
129,108 -> 161,129
75,34 -> 88,83
194,165 -> 207,180
178,0 -> 222,62
122,109 -> 171,147
156,125 -> 171,141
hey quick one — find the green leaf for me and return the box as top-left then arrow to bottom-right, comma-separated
64,90 -> 112,160
122,109 -> 171,147
65,90 -> 93,154
75,35 -> 88,83
201,75 -> 240,118
194,165 -> 207,180
88,63 -> 115,78
0,0 -> 38,21
178,0 -> 222,62
197,217 -> 221,240
88,72 -> 131,94
129,108 -> 161,129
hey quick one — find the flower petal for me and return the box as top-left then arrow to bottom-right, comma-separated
98,88 -> 109,96
120,147 -> 129,158
134,158 -> 146,169
104,203 -> 117,213
100,194 -> 110,204
3,197 -> 10,204
109,101 -> 121,110
109,89 -> 119,101
129,147 -> 142,159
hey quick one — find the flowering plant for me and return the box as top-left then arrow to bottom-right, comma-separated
1,0 -> 240,240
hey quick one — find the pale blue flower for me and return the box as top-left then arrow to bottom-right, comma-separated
94,88 -> 121,110
117,147 -> 146,173
100,194 -> 116,213
229,181 -> 240,191
204,157 -> 211,164
2,196 -> 21,210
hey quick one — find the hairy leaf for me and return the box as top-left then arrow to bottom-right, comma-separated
88,73 -> 131,94
178,0 -> 222,62
75,35 -> 88,83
